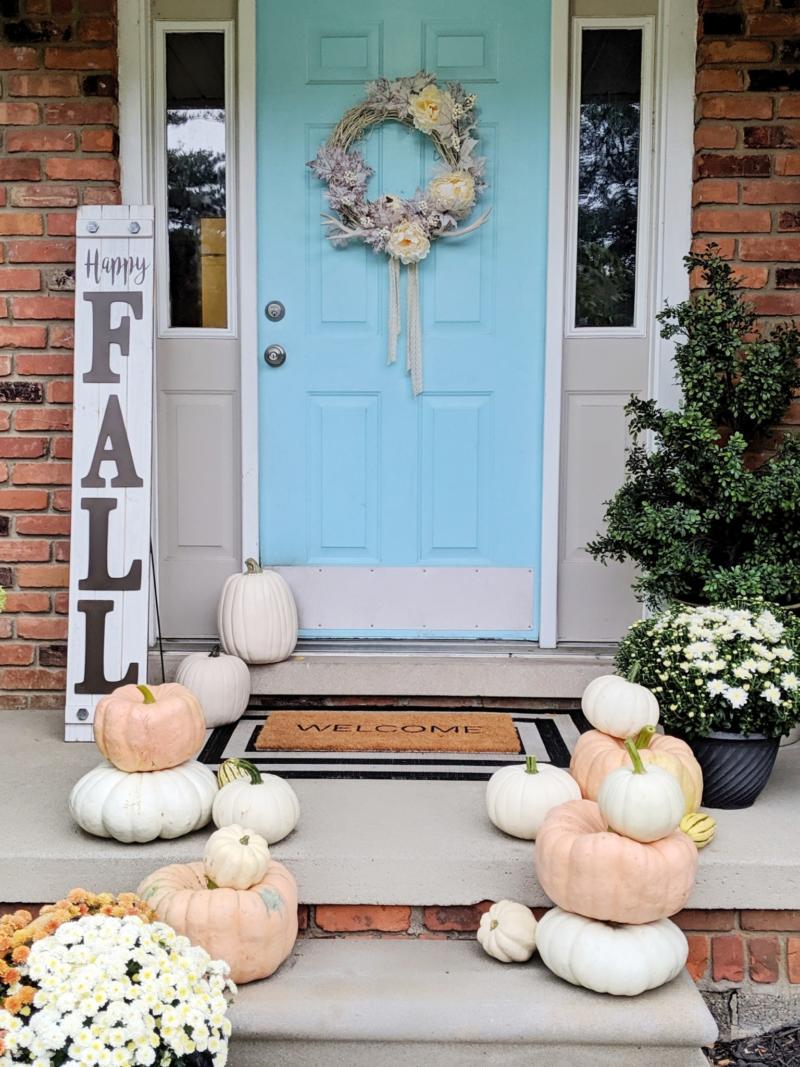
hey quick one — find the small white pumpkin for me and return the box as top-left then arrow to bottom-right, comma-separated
486,756 -> 581,840
69,760 -> 217,844
212,762 -> 300,844
175,645 -> 251,728
203,823 -> 271,890
582,674 -> 660,739
477,901 -> 538,963
536,907 -> 688,996
217,558 -> 298,664
597,738 -> 685,843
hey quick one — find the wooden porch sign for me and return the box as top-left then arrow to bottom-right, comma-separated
65,206 -> 155,741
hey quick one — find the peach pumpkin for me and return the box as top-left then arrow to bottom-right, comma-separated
137,859 -> 298,984
535,799 -> 698,924
93,683 -> 206,773
570,726 -> 702,814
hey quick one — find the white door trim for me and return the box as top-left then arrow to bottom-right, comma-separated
538,0 -> 695,648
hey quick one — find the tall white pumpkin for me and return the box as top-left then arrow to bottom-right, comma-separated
217,558 -> 298,664
175,645 -> 251,728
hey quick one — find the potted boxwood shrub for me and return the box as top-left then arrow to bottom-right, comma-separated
616,602 -> 800,808
587,248 -> 800,608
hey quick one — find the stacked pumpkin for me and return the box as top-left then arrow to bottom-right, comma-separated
69,683 -> 218,843
535,675 -> 705,996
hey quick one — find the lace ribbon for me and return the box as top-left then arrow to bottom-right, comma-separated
386,257 -> 423,396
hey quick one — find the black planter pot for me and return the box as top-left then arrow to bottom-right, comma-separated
680,730 -> 780,809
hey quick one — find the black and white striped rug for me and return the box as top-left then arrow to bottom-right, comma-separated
198,703 -> 590,781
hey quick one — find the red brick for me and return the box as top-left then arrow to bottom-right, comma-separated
0,47 -> 39,71
44,47 -> 116,71
686,935 -> 710,981
0,159 -> 42,182
740,236 -> 800,260
2,593 -> 50,613
7,239 -> 75,264
778,96 -> 800,120
712,935 -> 745,982
0,268 -> 40,291
14,409 -> 71,431
700,40 -> 773,64
7,130 -> 77,154
751,293 -> 800,315
51,436 -> 71,459
0,540 -> 49,561
0,437 -> 46,457
697,154 -> 771,178
49,325 -> 73,348
749,937 -> 781,983
694,208 -> 771,233
11,296 -> 74,320
17,564 -> 70,589
780,211 -> 800,231
16,617 -> 68,640
693,179 -> 739,205
16,514 -> 70,535
423,902 -> 494,932
10,185 -> 78,209
45,157 -> 118,182
78,16 -> 115,42
731,264 -> 770,288
0,412 -> 10,432
743,180 -> 800,204
745,125 -> 800,150
0,620 -> 11,639
741,910 -> 800,932
7,73 -> 80,98
696,68 -> 744,93
701,95 -> 773,120
54,591 -> 69,613
44,100 -> 116,125
314,905 -> 412,933
674,910 -> 737,932
52,489 -> 71,511
80,128 -> 114,153
776,153 -> 800,177
0,102 -> 40,126
788,938 -> 800,983
46,380 -> 73,404
0,214 -> 44,237
0,645 -> 35,666
0,325 -> 47,348
0,489 -> 48,510
82,186 -> 121,206
54,542 -> 70,562
47,212 -> 76,236
748,13 -> 800,34
15,354 -> 72,375
0,668 -> 66,690
12,462 -> 71,486
695,124 -> 738,150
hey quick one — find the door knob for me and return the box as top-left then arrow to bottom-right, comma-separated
264,344 -> 286,367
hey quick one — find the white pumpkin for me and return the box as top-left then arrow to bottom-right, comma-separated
212,765 -> 300,844
581,674 -> 659,739
477,900 -> 538,963
175,645 -> 251,728
536,907 -> 688,996
486,756 -> 581,840
204,823 -> 271,889
597,738 -> 685,843
217,558 -> 298,664
69,760 -> 217,844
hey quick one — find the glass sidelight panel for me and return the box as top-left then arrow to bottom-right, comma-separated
165,31 -> 228,329
574,27 -> 643,329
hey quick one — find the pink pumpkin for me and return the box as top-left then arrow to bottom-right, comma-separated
93,683 -> 205,772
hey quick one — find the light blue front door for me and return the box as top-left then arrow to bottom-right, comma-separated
257,0 -> 550,638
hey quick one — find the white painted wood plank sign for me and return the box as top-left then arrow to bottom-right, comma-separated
65,206 -> 155,741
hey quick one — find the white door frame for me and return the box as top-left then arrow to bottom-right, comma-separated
118,0 -> 694,646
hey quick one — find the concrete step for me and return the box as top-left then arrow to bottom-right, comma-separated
150,639 -> 614,699
228,939 -> 717,1065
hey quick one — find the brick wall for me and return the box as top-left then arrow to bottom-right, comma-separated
0,1 -> 119,710
694,0 -> 800,325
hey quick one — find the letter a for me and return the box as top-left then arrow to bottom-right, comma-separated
81,394 -> 143,488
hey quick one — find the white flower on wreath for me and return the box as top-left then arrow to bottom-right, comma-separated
427,170 -> 476,217
387,220 -> 431,264
408,83 -> 446,133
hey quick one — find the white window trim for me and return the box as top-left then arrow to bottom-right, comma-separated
152,19 -> 239,341
563,15 -> 655,340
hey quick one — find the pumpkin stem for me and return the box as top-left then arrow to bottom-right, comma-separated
137,684 -> 156,705
634,725 -> 657,749
524,755 -> 538,775
210,645 -> 221,658
490,919 -> 499,930
239,834 -> 250,846
244,557 -> 263,574
205,877 -> 219,890
624,737 -> 646,774
232,758 -> 262,784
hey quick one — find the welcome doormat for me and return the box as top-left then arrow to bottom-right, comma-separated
254,710 -> 521,754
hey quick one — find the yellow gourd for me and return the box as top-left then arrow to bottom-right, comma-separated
680,811 -> 716,849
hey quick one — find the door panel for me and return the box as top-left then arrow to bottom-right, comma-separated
257,0 -> 550,637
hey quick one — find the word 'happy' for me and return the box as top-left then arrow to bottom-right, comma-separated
84,248 -> 149,287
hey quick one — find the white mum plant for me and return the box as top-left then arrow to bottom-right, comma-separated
616,602 -> 800,739
0,914 -> 235,1067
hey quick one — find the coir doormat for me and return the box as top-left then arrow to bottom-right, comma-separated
254,710 -> 521,754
